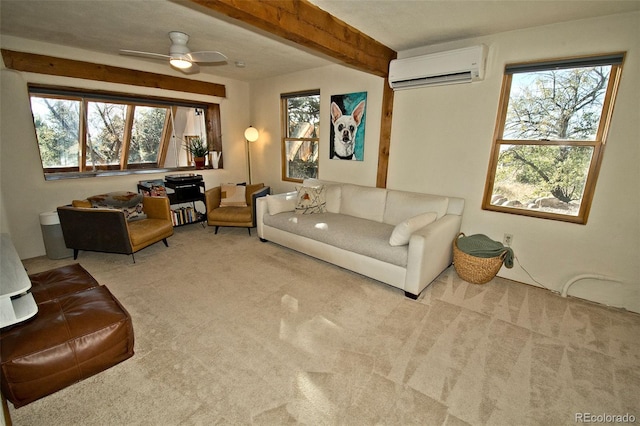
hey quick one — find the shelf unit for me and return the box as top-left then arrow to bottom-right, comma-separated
138,175 -> 207,227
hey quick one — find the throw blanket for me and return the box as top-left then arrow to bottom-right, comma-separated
456,234 -> 514,268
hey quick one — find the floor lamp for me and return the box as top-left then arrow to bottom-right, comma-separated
244,126 -> 259,184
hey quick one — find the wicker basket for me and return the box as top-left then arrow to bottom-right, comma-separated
453,233 -> 507,284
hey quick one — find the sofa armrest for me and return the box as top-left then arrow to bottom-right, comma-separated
256,191 -> 296,238
404,214 -> 463,296
250,186 -> 271,227
142,196 -> 171,221
205,187 -> 222,212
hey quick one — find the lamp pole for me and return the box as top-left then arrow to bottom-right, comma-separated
244,126 -> 259,184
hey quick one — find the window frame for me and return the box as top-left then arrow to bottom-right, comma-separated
482,53 -> 625,224
280,90 -> 320,183
28,85 -> 222,180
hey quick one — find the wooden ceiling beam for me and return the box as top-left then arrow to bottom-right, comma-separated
188,0 -> 397,78
1,49 -> 226,98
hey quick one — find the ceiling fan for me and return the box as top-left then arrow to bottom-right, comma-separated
119,31 -> 227,73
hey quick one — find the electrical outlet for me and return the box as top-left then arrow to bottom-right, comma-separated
503,233 -> 513,247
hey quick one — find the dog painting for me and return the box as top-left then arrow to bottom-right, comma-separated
330,92 -> 367,160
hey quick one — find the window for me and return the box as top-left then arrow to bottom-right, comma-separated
281,90 -> 320,182
29,85 -> 221,180
482,53 -> 625,224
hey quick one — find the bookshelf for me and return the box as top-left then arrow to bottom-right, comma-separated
138,175 -> 206,227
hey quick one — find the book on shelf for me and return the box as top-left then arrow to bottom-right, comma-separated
171,206 -> 201,226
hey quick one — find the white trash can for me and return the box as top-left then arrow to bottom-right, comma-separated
40,211 -> 73,259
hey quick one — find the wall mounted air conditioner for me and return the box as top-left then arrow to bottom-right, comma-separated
388,45 -> 487,90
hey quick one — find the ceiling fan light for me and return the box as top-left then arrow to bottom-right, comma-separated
170,57 -> 192,69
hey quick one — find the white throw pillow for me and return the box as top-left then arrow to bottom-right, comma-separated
266,194 -> 296,215
220,184 -> 247,207
389,212 -> 438,246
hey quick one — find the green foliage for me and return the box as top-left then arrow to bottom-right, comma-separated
505,67 -> 609,141
130,107 -> 166,163
497,145 -> 593,203
497,66 -> 610,203
87,102 -> 125,166
287,95 -> 320,138
184,136 -> 208,157
31,97 -> 80,167
32,98 -> 166,168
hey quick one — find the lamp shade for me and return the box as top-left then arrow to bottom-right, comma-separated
244,126 -> 259,142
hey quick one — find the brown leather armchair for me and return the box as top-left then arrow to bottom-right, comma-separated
57,196 -> 174,262
205,183 -> 270,235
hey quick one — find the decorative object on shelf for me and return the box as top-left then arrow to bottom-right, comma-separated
244,126 -> 259,184
209,151 -> 221,169
184,136 -> 208,169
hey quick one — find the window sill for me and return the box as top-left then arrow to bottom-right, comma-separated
43,167 -> 205,181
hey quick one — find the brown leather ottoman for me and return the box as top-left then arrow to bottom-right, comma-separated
28,263 -> 99,303
0,265 -> 134,408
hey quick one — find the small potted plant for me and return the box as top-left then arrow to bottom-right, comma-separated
185,137 -> 208,169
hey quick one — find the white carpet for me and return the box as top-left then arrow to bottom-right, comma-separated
9,225 -> 640,425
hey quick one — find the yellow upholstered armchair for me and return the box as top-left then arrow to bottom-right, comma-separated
58,193 -> 174,262
205,183 -> 270,235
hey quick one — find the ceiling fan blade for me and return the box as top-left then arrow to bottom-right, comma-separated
119,50 -> 170,61
186,51 -> 227,63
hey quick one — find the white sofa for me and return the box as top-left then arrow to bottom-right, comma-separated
256,179 -> 464,298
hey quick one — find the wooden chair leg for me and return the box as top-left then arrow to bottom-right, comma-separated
215,226 -> 220,234
247,228 -> 251,236
162,238 -> 169,247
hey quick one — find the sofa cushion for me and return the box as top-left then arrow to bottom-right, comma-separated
266,193 -> 296,215
295,185 -> 327,214
389,212 -> 437,246
263,212 -> 408,267
220,184 -> 247,207
208,206 -> 252,223
383,191 -> 449,224
127,218 -> 173,247
340,184 -> 387,222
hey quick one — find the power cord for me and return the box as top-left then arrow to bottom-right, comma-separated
513,255 -> 554,292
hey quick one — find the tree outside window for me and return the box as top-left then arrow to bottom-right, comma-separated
483,54 -> 624,224
281,91 -> 320,182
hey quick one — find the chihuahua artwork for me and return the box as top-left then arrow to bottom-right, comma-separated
330,92 -> 367,161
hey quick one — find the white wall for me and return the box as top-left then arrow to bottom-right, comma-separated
250,12 -> 640,312
388,12 -> 640,312
0,36 -> 252,258
249,64 -> 384,194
